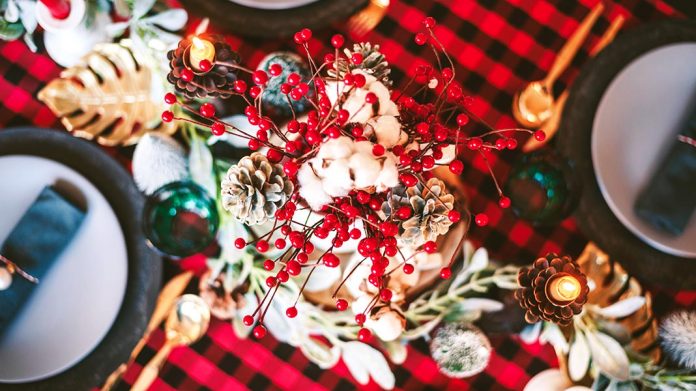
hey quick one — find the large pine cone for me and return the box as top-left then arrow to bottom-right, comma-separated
382,177 -> 454,247
221,153 -> 293,225
167,35 -> 241,99
328,43 -> 392,86
515,254 -> 589,326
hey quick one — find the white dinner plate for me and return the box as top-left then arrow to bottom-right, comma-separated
592,43 -> 696,258
0,155 -> 128,382
228,0 -> 320,10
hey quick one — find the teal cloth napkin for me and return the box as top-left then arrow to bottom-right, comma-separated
0,186 -> 86,334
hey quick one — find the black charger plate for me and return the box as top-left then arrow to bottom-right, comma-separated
557,20 -> 696,289
179,0 -> 366,39
0,128 -> 161,390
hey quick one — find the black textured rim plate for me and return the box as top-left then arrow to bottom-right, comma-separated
0,128 -> 161,390
179,0 -> 366,39
557,20 -> 696,289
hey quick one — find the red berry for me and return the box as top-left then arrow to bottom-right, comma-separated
449,160 -> 464,175
286,260 -> 301,276
498,196 -> 511,209
287,73 -> 301,86
416,122 -> 430,135
323,253 -> 340,268
475,213 -> 489,226
283,160 -> 299,177
534,130 -> 546,141
399,173 -> 418,187
161,110 -> 174,122
358,328 -> 372,342
286,307 -> 298,318
423,240 -> 437,254
249,86 -> 262,98
305,130 -> 321,145
267,148 -> 283,163
355,313 -> 366,325
198,59 -> 212,72
423,16 -> 436,28
372,144 -> 385,156
495,138 -> 508,150
456,114 -> 470,126
422,155 -> 435,169
351,53 -> 363,65
294,32 -> 304,44
269,63 -> 282,76
164,92 -> 177,105
275,238 -> 287,249
403,263 -> 414,274
253,70 -> 268,85
396,206 -> 412,219
243,315 -> 254,326
448,210 -> 461,223
304,242 -> 314,254
300,28 -> 312,41
467,137 -> 483,150
297,252 -> 308,264
440,267 -> 452,279
415,32 -> 428,46
180,68 -> 194,82
380,289 -> 393,302
263,259 -> 274,271
353,73 -> 367,88
253,325 -> 267,338
356,190 -> 371,204
234,238 -> 246,249
331,34 -> 344,48
248,138 -> 260,150
506,138 -> 518,150
336,298 -> 348,311
266,276 -> 277,288
277,270 -> 289,283
365,92 -> 377,104
211,122 -> 225,136
256,239 -> 269,252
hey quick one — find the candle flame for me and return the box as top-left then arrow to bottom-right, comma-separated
192,37 -> 206,50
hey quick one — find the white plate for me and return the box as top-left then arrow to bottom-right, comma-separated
592,43 -> 696,258
0,155 -> 128,382
228,0 -> 320,10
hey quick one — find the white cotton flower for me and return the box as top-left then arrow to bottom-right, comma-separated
374,156 -> 399,192
321,159 -> 353,197
326,70 -> 399,124
318,136 -> 354,160
297,162 -> 332,210
351,294 -> 373,315
349,152 -> 382,189
368,310 -> 405,342
661,311 -> 696,370
367,115 -> 406,148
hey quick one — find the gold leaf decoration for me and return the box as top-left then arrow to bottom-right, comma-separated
575,242 -> 661,362
38,41 -> 176,146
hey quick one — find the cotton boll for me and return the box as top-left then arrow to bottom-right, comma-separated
374,157 -> 399,192
349,152 -> 382,189
298,162 -> 332,210
353,140 -> 375,155
369,311 -> 405,342
318,136 -> 354,160
351,294 -> 373,315
369,81 -> 398,117
368,115 -> 403,148
321,159 -> 353,197
343,88 -> 373,124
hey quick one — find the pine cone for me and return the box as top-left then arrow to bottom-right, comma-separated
329,42 -> 392,86
515,254 -> 589,326
221,153 -> 293,225
382,178 -> 454,247
167,34 -> 241,99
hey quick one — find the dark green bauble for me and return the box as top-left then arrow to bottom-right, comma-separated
143,181 -> 219,258
257,52 -> 311,120
504,151 -> 580,226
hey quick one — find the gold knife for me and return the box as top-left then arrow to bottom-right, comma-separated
100,270 -> 194,391
523,15 -> 625,153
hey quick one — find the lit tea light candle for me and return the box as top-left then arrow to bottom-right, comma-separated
39,0 -> 71,20
189,37 -> 215,72
545,273 -> 581,305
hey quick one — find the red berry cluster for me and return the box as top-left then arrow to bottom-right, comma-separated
164,20 -> 540,340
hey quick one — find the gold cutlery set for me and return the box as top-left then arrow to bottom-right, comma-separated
514,3 -> 625,152
101,272 -> 211,391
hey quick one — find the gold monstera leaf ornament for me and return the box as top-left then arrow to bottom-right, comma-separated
38,41 -> 176,146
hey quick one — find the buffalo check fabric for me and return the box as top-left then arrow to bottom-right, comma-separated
1,0 -> 695,390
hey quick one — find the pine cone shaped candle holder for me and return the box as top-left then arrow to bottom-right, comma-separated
515,254 -> 589,326
167,34 -> 241,99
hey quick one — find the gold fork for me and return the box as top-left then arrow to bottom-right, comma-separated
346,0 -> 390,37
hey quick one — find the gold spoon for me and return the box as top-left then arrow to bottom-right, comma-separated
522,15 -> 625,152
512,2 -> 605,128
131,294 -> 210,391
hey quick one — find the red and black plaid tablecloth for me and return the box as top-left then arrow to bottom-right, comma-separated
1,0 -> 695,390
